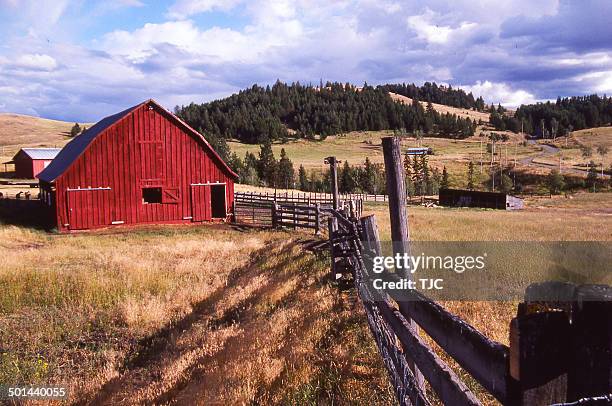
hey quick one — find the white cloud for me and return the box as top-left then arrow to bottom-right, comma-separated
166,0 -> 242,19
460,81 -> 537,107
407,9 -> 477,46
0,0 -> 610,121
13,54 -> 58,71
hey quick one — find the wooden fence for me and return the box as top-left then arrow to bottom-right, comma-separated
233,192 -> 363,234
327,137 -> 612,406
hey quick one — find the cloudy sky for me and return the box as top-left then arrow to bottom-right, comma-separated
0,0 -> 611,121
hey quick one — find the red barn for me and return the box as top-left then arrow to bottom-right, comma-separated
5,148 -> 61,179
38,99 -> 237,232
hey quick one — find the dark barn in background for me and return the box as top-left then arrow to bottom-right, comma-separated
38,99 -> 237,232
439,188 -> 524,210
4,148 -> 61,179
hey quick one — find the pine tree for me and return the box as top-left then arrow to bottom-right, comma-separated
361,157 -> 376,193
441,166 -> 450,189
277,148 -> 294,189
587,160 -> 598,191
467,161 -> 475,190
340,160 -> 356,193
421,155 -> 430,195
404,154 -> 415,197
546,170 -> 565,195
70,123 -> 81,137
257,140 -> 277,187
298,165 -> 308,191
500,174 -> 513,193
412,155 -> 422,196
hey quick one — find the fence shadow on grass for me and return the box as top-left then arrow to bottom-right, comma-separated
0,198 -> 53,230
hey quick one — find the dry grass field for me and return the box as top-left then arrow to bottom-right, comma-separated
0,114 -> 89,164
0,224 -> 395,404
388,92 -> 492,122
1,191 -> 610,404
229,130 -> 541,190
534,126 -> 612,171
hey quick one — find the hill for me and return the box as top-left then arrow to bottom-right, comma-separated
174,81 -> 478,150
490,94 -> 612,135
389,92 -> 490,123
0,113 -> 89,163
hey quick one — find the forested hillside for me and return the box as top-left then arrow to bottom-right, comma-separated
380,82 -> 486,111
490,94 -> 612,136
175,81 -> 477,148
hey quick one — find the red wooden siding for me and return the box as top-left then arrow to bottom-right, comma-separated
51,103 -> 235,232
14,157 -> 51,179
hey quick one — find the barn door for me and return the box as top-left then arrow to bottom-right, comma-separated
67,188 -> 111,230
190,184 -> 211,222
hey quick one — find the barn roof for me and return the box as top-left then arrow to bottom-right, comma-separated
19,148 -> 62,160
38,99 -> 238,182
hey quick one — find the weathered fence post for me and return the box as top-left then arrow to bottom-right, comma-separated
325,156 -> 340,210
360,215 -> 382,257
567,284 -> 612,401
509,310 -> 570,405
381,136 -> 425,394
272,203 -> 279,228
328,217 -> 338,280
315,203 -> 321,235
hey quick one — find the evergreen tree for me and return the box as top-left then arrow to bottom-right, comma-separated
467,161 -> 475,190
500,173 -> 513,193
421,155 -> 430,195
412,155 -> 422,196
361,157 -> 376,193
298,165 -> 308,191
257,140 -> 277,187
339,160 -> 356,193
175,80 -> 486,143
404,154 -> 415,197
227,152 -> 244,177
587,160 -> 598,190
70,123 -> 81,137
277,148 -> 295,189
546,170 -> 565,195
441,166 -> 450,189
596,145 -> 609,178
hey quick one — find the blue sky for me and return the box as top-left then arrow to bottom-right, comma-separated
0,0 -> 611,121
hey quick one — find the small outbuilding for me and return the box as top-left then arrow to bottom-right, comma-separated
38,99 -> 238,232
4,148 -> 61,179
439,188 -> 524,210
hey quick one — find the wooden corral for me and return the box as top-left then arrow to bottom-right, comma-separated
38,99 -> 238,232
327,137 -> 611,406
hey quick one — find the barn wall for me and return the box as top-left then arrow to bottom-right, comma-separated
14,155 -> 34,179
31,160 -> 51,178
54,104 -> 235,231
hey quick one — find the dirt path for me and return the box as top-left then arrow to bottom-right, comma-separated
82,238 -> 391,405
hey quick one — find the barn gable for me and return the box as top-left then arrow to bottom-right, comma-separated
38,99 -> 237,183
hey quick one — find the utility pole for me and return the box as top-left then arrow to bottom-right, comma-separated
325,156 -> 340,210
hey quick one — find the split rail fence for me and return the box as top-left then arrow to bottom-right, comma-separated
327,137 -> 612,406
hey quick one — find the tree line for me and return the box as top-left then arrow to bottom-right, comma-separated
175,81 -> 478,153
490,94 -> 612,136
380,82 -> 486,111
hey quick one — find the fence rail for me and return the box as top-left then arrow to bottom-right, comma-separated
233,192 -> 363,234
326,137 -> 611,406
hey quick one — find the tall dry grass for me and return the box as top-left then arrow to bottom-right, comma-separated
0,224 -> 395,404
0,225 -> 267,396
